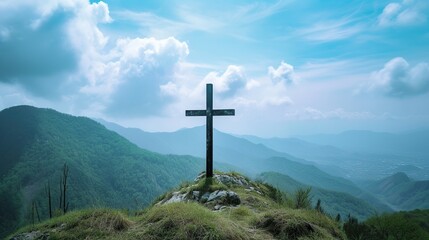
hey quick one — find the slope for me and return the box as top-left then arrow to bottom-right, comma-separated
363,172 -> 429,210
0,105 -> 204,238
258,172 -> 381,221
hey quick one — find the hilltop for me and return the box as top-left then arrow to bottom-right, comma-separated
8,172 -> 346,240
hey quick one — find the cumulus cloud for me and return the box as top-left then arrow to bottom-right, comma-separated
369,57 -> 429,97
0,0 -> 113,98
0,0 -> 192,116
268,61 -> 296,85
0,1 -> 296,120
203,65 -> 246,97
99,37 -> 189,116
378,0 -> 428,26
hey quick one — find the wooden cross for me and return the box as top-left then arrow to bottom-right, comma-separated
186,83 -> 235,178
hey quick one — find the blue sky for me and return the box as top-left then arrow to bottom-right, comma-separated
0,0 -> 428,136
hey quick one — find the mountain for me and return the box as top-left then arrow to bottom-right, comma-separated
362,172 -> 429,210
258,172 -> 388,221
98,120 -> 369,196
98,119 -> 393,215
241,134 -> 429,181
0,106 -> 204,238
8,172 -> 347,240
97,119 -> 308,171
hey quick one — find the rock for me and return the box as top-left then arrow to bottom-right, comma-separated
205,190 -> 240,206
164,192 -> 187,204
225,191 -> 241,205
192,191 -> 200,200
214,204 -> 222,210
214,174 -> 249,187
208,190 -> 227,202
10,231 -> 49,240
200,192 -> 210,203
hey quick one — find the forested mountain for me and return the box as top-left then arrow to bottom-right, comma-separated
362,172 -> 429,210
0,106 -> 204,238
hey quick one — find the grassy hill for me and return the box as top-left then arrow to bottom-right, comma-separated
258,172 -> 386,220
8,172 -> 347,240
0,106 -> 204,238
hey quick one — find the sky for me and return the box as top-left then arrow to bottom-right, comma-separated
0,0 -> 428,137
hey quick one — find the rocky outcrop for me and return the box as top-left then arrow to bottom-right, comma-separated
157,173 -> 263,210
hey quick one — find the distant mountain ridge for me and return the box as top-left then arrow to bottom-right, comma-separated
241,133 -> 429,180
258,172 -> 386,220
362,172 -> 429,210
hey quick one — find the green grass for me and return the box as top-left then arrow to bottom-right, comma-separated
8,209 -> 132,239
256,209 -> 346,240
131,202 -> 251,240
8,172 -> 347,240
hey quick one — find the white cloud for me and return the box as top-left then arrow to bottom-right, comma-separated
203,65 -> 246,97
268,61 -> 296,85
369,57 -> 429,97
0,0 -> 192,117
378,0 -> 428,26
83,37 -> 190,116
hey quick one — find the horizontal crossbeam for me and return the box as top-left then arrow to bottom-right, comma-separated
213,109 -> 235,116
185,109 -> 235,116
185,110 -> 206,116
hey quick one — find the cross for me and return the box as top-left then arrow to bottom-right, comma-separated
186,83 -> 235,178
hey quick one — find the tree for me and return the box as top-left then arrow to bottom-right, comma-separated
59,163 -> 69,214
335,213 -> 341,222
44,180 -> 52,219
315,199 -> 324,214
343,215 -> 372,240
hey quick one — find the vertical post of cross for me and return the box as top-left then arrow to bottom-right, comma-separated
185,83 -> 235,179
206,84 -> 213,178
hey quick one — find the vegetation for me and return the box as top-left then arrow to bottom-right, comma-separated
9,171 -> 346,240
258,171 -> 384,220
0,106 -> 204,238
343,210 -> 429,240
256,209 -> 346,240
